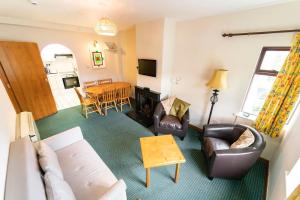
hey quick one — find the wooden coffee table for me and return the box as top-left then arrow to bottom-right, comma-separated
140,135 -> 186,187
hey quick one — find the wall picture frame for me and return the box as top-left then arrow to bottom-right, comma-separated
92,52 -> 104,66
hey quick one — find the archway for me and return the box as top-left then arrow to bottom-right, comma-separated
41,44 -> 80,110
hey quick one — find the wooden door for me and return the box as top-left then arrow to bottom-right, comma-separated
0,41 -> 57,120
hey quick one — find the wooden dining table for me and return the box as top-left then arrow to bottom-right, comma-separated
85,82 -> 131,96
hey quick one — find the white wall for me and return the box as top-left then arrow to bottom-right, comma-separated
0,24 -> 123,84
119,26 -> 137,96
136,19 -> 165,94
161,19 -> 176,98
172,1 -> 300,126
136,18 -> 175,98
268,113 -> 300,200
0,80 -> 16,200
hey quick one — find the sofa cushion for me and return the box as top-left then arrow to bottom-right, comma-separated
203,137 -> 230,157
169,98 -> 190,120
44,172 -> 76,200
160,115 -> 182,130
55,140 -> 118,200
37,141 -> 64,179
230,129 -> 255,149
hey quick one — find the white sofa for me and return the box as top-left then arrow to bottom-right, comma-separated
5,126 -> 127,200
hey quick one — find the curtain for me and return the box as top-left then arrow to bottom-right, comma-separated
255,33 -> 300,137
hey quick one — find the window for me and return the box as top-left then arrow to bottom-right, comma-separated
242,47 -> 290,117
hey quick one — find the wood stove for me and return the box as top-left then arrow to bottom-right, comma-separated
127,86 -> 160,127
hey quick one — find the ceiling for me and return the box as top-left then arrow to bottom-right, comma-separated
0,0 -> 296,30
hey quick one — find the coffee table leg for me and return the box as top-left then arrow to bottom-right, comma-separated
175,163 -> 180,183
146,168 -> 150,187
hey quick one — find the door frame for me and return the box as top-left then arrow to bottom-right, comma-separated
0,62 -> 21,113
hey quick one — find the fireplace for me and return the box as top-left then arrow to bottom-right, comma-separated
127,86 -> 160,127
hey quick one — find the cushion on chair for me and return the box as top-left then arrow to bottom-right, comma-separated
161,96 -> 176,115
169,98 -> 190,120
203,137 -> 230,157
159,115 -> 182,130
230,129 -> 255,149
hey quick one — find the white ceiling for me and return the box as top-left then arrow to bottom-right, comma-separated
0,0 -> 296,30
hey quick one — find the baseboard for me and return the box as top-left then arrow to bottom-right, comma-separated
189,124 -> 203,133
259,157 -> 269,200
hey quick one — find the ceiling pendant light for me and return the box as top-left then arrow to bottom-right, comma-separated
94,18 -> 118,36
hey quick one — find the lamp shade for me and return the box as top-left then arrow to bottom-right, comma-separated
94,18 -> 118,36
206,69 -> 228,90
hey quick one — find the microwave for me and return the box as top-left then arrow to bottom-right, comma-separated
62,76 -> 80,89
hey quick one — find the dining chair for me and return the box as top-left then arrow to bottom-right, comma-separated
83,81 -> 98,89
98,78 -> 113,85
117,85 -> 132,112
100,87 -> 118,115
74,87 -> 101,118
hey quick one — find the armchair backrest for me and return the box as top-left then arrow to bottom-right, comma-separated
203,123 -> 265,150
246,125 -> 265,150
204,123 -> 243,143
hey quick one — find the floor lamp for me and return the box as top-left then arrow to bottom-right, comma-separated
206,69 -> 228,124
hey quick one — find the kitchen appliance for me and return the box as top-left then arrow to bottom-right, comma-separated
62,76 -> 80,89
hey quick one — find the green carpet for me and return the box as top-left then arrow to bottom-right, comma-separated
36,106 -> 267,200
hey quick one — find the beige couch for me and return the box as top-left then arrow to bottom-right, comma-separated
5,127 -> 127,200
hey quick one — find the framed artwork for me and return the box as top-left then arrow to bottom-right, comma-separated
92,52 -> 104,66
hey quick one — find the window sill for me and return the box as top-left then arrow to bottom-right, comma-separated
235,112 -> 257,122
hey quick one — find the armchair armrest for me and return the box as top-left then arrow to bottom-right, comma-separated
182,109 -> 190,131
42,126 -> 83,151
153,103 -> 165,130
153,103 -> 165,120
209,148 -> 262,178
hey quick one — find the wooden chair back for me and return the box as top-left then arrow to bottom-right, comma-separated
74,87 -> 85,104
118,86 -> 131,99
98,78 -> 112,85
102,88 -> 117,102
84,81 -> 98,88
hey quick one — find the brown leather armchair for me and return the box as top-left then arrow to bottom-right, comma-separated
202,123 -> 265,179
153,103 -> 189,140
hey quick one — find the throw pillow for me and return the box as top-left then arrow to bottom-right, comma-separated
169,98 -> 190,120
230,129 -> 255,149
161,96 -> 176,115
36,141 -> 64,179
44,172 -> 76,200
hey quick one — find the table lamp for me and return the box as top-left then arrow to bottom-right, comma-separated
206,69 -> 228,124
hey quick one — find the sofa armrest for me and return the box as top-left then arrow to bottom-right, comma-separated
42,127 -> 84,151
98,179 -> 127,200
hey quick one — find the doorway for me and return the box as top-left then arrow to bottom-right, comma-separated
41,44 -> 80,110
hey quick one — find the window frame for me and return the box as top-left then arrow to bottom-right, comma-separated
254,46 -> 290,76
241,46 -> 291,117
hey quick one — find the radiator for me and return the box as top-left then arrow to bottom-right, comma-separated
16,112 -> 40,142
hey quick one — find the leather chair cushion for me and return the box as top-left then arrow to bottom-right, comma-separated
203,137 -> 230,157
159,115 -> 182,130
